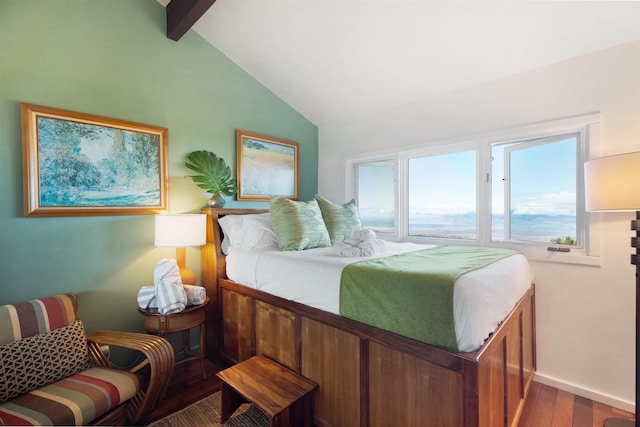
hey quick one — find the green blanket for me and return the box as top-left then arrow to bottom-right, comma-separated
339,246 -> 517,351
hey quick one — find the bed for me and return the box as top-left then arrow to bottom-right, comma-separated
200,207 -> 536,427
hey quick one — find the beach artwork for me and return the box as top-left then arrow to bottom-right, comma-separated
236,130 -> 299,200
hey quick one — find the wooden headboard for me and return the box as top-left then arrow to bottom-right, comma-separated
200,207 -> 268,357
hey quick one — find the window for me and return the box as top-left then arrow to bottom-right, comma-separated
408,150 -> 477,240
491,133 -> 579,246
348,115 -> 597,263
355,161 -> 395,231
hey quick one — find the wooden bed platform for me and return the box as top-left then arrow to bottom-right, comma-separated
201,208 -> 536,427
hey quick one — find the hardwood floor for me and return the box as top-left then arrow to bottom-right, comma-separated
143,359 -> 635,427
518,381 -> 634,427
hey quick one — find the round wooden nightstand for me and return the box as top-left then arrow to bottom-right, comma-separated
138,297 -> 209,380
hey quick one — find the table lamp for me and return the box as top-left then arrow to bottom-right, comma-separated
155,214 -> 207,285
585,151 -> 640,427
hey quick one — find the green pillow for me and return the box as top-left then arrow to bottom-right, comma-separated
315,195 -> 362,244
270,197 -> 331,250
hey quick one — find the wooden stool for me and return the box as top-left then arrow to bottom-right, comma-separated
217,355 -> 318,427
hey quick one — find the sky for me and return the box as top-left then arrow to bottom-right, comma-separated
359,135 -> 577,218
492,135 -> 577,216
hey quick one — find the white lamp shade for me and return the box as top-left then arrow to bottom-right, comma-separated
155,214 -> 206,247
584,151 -> 640,212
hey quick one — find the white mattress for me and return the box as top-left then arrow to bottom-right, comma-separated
226,241 -> 532,352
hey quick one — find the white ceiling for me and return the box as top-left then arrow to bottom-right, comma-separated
164,1 -> 640,126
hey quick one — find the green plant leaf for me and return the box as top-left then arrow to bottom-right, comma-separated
184,150 -> 237,196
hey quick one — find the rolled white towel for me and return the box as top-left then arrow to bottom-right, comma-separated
353,228 -> 376,241
184,284 -> 206,305
156,282 -> 187,314
137,286 -> 157,309
332,241 -> 348,255
344,245 -> 362,257
154,258 -> 183,287
343,237 -> 362,247
154,259 -> 186,314
332,241 -> 362,257
358,239 -> 385,257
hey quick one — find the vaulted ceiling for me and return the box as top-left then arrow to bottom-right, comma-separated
160,0 -> 640,126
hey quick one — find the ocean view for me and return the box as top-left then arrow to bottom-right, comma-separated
361,213 -> 576,243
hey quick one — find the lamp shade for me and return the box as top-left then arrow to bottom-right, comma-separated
584,151 -> 640,212
155,214 -> 206,247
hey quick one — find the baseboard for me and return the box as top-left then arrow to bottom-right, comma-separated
534,372 -> 635,413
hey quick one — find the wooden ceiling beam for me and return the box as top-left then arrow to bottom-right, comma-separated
166,0 -> 217,41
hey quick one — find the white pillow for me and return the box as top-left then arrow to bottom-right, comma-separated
218,213 -> 278,254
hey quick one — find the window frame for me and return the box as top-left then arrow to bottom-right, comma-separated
345,114 -> 601,266
402,141 -> 480,241
354,159 -> 397,235
495,131 -> 582,247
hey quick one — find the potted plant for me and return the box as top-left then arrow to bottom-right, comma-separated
184,150 -> 237,207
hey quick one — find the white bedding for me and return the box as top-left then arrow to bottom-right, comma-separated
226,241 -> 532,352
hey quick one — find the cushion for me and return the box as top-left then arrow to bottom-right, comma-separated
0,320 -> 94,402
0,366 -> 140,425
315,195 -> 363,244
0,294 -> 78,345
269,197 -> 331,251
218,213 -> 278,254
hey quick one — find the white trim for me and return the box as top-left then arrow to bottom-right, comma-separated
534,372 -> 634,413
344,153 -> 397,202
485,113 -> 601,145
524,249 -> 602,266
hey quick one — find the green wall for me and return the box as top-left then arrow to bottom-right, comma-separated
0,0 -> 318,332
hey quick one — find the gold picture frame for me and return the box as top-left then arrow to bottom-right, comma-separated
21,103 -> 169,217
236,130 -> 299,201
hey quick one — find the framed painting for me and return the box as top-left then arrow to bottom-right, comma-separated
21,103 -> 169,217
236,130 -> 299,201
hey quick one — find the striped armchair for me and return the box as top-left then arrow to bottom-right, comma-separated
0,293 -> 175,426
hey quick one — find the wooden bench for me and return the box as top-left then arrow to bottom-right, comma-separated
217,355 -> 318,427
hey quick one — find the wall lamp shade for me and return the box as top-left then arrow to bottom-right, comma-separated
585,151 -> 640,212
585,151 -> 640,427
155,214 -> 206,285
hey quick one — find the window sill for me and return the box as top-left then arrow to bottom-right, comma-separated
401,236 -> 602,267
516,247 -> 601,267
